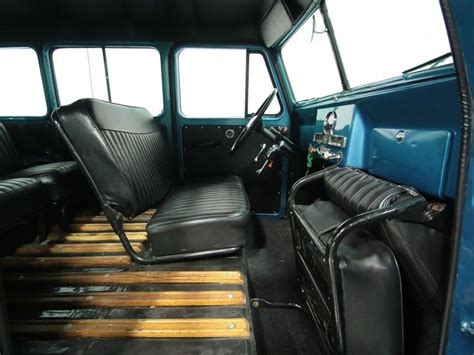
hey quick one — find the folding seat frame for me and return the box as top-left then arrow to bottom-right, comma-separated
288,165 -> 425,354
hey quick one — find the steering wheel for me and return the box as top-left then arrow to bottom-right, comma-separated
230,88 -> 278,153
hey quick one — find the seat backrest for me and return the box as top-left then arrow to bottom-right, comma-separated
323,167 -> 447,315
52,99 -> 176,218
0,123 -> 23,176
323,167 -> 406,216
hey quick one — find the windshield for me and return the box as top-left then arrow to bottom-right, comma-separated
325,0 -> 452,88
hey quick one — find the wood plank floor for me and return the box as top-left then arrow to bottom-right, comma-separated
2,209 -> 255,354
5,270 -> 244,285
10,318 -> 250,339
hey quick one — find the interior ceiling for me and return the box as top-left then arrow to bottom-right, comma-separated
0,0 -> 311,43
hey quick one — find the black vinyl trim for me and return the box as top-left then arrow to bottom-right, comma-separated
0,275 -> 12,355
438,0 -> 472,353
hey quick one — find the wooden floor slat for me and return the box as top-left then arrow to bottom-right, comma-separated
5,271 -> 244,285
47,232 -> 148,243
9,290 -> 246,308
15,243 -> 143,255
96,209 -> 156,216
10,318 -> 249,338
73,215 -> 150,223
69,223 -> 146,232
0,256 -> 132,269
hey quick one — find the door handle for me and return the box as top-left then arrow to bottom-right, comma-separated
192,140 -> 222,151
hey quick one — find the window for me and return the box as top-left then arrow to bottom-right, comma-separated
52,47 -> 163,115
0,47 -> 47,116
178,48 -> 281,118
325,0 -> 451,88
281,9 -> 343,102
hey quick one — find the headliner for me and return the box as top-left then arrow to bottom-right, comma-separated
0,0 -> 311,44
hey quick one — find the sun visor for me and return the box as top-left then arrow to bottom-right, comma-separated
260,1 -> 293,47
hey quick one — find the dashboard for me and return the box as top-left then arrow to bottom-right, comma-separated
310,103 -> 456,199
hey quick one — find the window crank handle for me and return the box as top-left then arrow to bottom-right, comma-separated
254,143 -> 267,162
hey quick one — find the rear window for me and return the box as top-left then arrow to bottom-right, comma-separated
52,47 -> 163,115
178,48 -> 281,118
0,47 -> 47,117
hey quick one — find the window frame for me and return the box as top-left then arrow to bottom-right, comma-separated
0,45 -> 49,119
277,3 -> 455,106
175,45 -> 283,119
48,43 -> 165,117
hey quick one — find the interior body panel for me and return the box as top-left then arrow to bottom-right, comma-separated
293,68 -> 460,199
0,0 -> 472,354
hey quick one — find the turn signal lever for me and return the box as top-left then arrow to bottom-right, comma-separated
256,141 -> 284,175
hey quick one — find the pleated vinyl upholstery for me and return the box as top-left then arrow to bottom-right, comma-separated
52,99 -> 177,218
147,175 -> 250,256
148,175 -> 249,229
101,129 -> 175,214
323,167 -> 407,215
0,123 -> 22,175
53,99 -> 250,255
0,178 -> 45,232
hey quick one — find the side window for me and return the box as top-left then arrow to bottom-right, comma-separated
178,48 -> 281,118
0,47 -> 47,116
281,8 -> 343,102
52,47 -> 163,116
248,53 -> 281,115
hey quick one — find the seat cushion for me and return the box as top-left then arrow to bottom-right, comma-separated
6,161 -> 80,202
0,178 -> 45,232
146,175 -> 250,256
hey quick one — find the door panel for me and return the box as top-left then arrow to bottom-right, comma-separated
174,46 -> 291,216
183,125 -> 282,214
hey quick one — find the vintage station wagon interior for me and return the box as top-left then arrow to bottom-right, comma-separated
0,0 -> 473,354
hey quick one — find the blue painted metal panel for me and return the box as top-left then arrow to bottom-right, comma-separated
369,128 -> 452,196
293,75 -> 461,198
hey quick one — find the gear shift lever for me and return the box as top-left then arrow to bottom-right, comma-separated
256,141 -> 284,175
254,143 -> 267,162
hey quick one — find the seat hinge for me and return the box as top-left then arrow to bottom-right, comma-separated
101,204 -> 124,235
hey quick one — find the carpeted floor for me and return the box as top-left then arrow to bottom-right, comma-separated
245,217 -> 323,355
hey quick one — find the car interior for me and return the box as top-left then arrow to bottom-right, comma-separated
0,0 -> 467,354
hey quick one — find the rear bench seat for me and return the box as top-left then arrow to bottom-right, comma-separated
0,123 -> 81,205
0,178 -> 45,235
290,166 -> 448,354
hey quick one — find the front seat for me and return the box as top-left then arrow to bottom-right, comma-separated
51,99 -> 250,263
